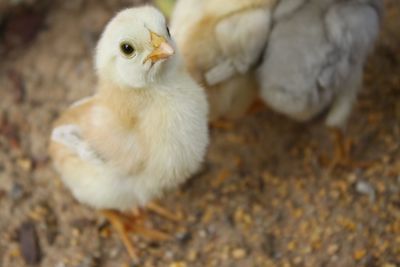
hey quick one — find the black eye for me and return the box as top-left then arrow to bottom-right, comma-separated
166,26 -> 171,37
120,42 -> 135,57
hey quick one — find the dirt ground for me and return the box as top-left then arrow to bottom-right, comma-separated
0,1 -> 399,266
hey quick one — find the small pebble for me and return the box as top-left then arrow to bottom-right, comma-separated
198,229 -> 207,238
109,248 -> 120,258
169,262 -> 187,267
353,249 -> 366,261
176,231 -> 192,244
327,244 -> 339,255
0,189 -> 6,199
8,245 -> 21,258
77,256 -> 100,267
347,174 -> 357,183
17,158 -> 32,171
55,262 -> 66,267
18,221 -> 42,265
355,180 -> 376,202
186,250 -> 197,262
287,241 -> 297,251
164,251 -> 174,260
9,182 -> 24,201
293,257 -> 302,265
232,248 -> 246,259
29,205 -> 48,221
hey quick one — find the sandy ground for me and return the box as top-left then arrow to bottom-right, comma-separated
0,1 -> 399,266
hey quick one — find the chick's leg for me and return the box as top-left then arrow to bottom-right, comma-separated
324,71 -> 367,170
209,119 -> 235,130
129,223 -> 170,241
329,127 -> 353,169
146,202 -> 183,222
246,97 -> 267,115
327,127 -> 374,171
101,210 -> 138,261
101,209 -> 170,262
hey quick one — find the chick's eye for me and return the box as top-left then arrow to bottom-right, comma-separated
120,42 -> 135,57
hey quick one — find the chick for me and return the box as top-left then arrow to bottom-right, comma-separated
171,0 -> 277,122
258,0 -> 382,167
154,0 -> 176,18
49,6 -> 209,260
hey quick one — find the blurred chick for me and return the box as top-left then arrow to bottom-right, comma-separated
258,0 -> 382,166
171,0 -> 277,122
49,6 -> 208,261
154,0 -> 176,18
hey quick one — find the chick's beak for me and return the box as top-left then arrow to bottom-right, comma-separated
144,31 -> 174,64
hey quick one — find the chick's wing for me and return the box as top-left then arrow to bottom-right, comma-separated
319,0 -> 382,90
206,6 -> 272,86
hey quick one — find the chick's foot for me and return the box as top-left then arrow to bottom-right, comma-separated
147,202 -> 183,222
246,98 -> 267,115
209,118 -> 235,130
101,210 -> 139,261
101,209 -> 170,262
326,128 -> 372,171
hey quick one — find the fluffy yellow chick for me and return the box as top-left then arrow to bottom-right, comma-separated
49,6 -> 208,260
171,0 -> 277,122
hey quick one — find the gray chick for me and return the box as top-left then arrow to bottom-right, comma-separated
258,0 -> 383,167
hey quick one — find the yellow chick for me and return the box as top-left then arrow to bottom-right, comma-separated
49,6 -> 208,261
170,0 -> 277,122
154,0 -> 176,18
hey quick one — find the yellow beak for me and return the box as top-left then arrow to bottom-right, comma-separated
144,31 -> 174,64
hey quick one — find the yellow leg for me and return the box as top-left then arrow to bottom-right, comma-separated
331,128 -> 352,165
327,128 -> 352,171
209,118 -> 234,130
246,97 -> 267,115
101,210 -> 138,261
146,202 -> 183,222
327,128 -> 371,170
101,208 -> 172,262
132,224 -> 170,241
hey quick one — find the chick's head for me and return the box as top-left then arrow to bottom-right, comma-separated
95,6 -> 178,88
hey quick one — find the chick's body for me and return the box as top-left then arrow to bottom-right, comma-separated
50,78 -> 207,211
259,0 -> 382,128
171,0 -> 276,121
49,7 -> 208,212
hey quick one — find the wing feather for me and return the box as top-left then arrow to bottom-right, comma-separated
205,8 -> 272,85
51,124 -> 104,164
